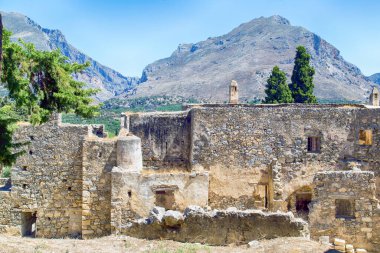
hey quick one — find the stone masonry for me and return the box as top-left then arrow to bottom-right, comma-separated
0,103 -> 379,250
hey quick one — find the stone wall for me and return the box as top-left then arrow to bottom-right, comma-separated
129,112 -> 191,170
9,118 -> 90,238
81,138 -> 116,238
0,191 -> 19,234
110,169 -> 209,234
123,206 -> 309,245
188,105 -> 380,209
0,116 -> 120,239
309,171 -> 380,252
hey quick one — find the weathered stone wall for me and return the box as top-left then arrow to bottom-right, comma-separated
123,206 -> 309,245
0,117 -> 120,238
0,190 -> 20,234
129,112 -> 191,170
309,171 -> 380,252
81,138 -> 116,238
8,118 -> 90,238
110,169 -> 209,234
188,105 -> 380,209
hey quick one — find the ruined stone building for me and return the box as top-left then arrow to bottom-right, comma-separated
0,87 -> 379,251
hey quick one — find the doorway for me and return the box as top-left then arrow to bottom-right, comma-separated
21,212 -> 37,237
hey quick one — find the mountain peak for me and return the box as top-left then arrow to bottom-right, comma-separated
266,15 -> 291,25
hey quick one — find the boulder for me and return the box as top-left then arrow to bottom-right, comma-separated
247,240 -> 260,248
163,210 -> 184,227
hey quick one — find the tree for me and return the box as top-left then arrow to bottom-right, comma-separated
0,27 -> 100,167
0,13 -> 3,74
263,66 -> 293,104
289,46 -> 317,103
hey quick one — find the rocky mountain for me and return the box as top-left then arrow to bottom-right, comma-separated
1,11 -> 139,101
369,73 -> 380,85
132,15 -> 376,103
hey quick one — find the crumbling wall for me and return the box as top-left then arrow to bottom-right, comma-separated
123,206 -> 309,245
129,111 -> 191,170
190,105 -> 366,209
110,169 -> 209,234
309,171 -> 379,252
0,190 -> 20,234
81,138 -> 116,238
7,117 -> 90,238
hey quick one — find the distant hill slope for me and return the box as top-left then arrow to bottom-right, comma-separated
131,15 -> 376,103
369,73 -> 380,85
1,11 -> 139,101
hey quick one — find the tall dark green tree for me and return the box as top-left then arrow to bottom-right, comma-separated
0,27 -> 100,168
263,66 -> 293,104
289,46 -> 317,103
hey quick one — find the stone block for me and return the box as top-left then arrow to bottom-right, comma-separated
319,236 -> 330,245
247,240 -> 260,248
334,245 -> 345,251
345,244 -> 354,250
334,238 -> 346,246
356,249 -> 367,253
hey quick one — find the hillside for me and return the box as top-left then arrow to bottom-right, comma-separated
1,11 -> 139,101
369,73 -> 380,85
132,15 -> 376,103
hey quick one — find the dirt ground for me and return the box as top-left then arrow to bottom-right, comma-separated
0,235 -> 332,253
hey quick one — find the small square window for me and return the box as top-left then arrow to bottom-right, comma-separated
335,199 -> 355,219
307,137 -> 321,153
359,130 -> 372,145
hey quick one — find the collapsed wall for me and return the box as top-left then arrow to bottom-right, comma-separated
122,206 -> 309,245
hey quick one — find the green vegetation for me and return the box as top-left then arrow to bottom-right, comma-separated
63,96 -> 197,136
289,46 -> 317,103
0,25 -> 99,167
263,66 -> 294,104
1,166 -> 11,178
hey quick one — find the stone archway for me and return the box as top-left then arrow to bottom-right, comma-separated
287,186 -> 313,220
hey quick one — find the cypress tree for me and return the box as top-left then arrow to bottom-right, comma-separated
263,66 -> 293,104
289,46 -> 317,103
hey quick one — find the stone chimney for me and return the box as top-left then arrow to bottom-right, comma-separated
229,80 -> 238,104
369,86 -> 379,106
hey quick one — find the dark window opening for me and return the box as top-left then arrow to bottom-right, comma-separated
128,190 -> 132,198
359,130 -> 372,145
98,152 -> 102,158
29,150 -> 33,155
296,193 -> 312,218
22,166 -> 28,171
68,187 -> 72,191
29,136 -> 35,141
21,212 -> 37,237
155,190 -> 175,210
335,199 -> 355,219
307,136 -> 321,153
22,184 -> 27,189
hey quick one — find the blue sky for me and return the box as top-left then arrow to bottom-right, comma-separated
0,0 -> 379,77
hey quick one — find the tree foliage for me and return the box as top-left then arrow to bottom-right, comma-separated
0,26 -> 100,167
0,101 -> 25,167
2,29 -> 100,124
263,66 -> 293,104
289,46 -> 317,103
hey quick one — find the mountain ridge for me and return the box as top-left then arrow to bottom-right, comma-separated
132,15 -> 376,102
1,11 -> 139,101
369,73 -> 380,85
